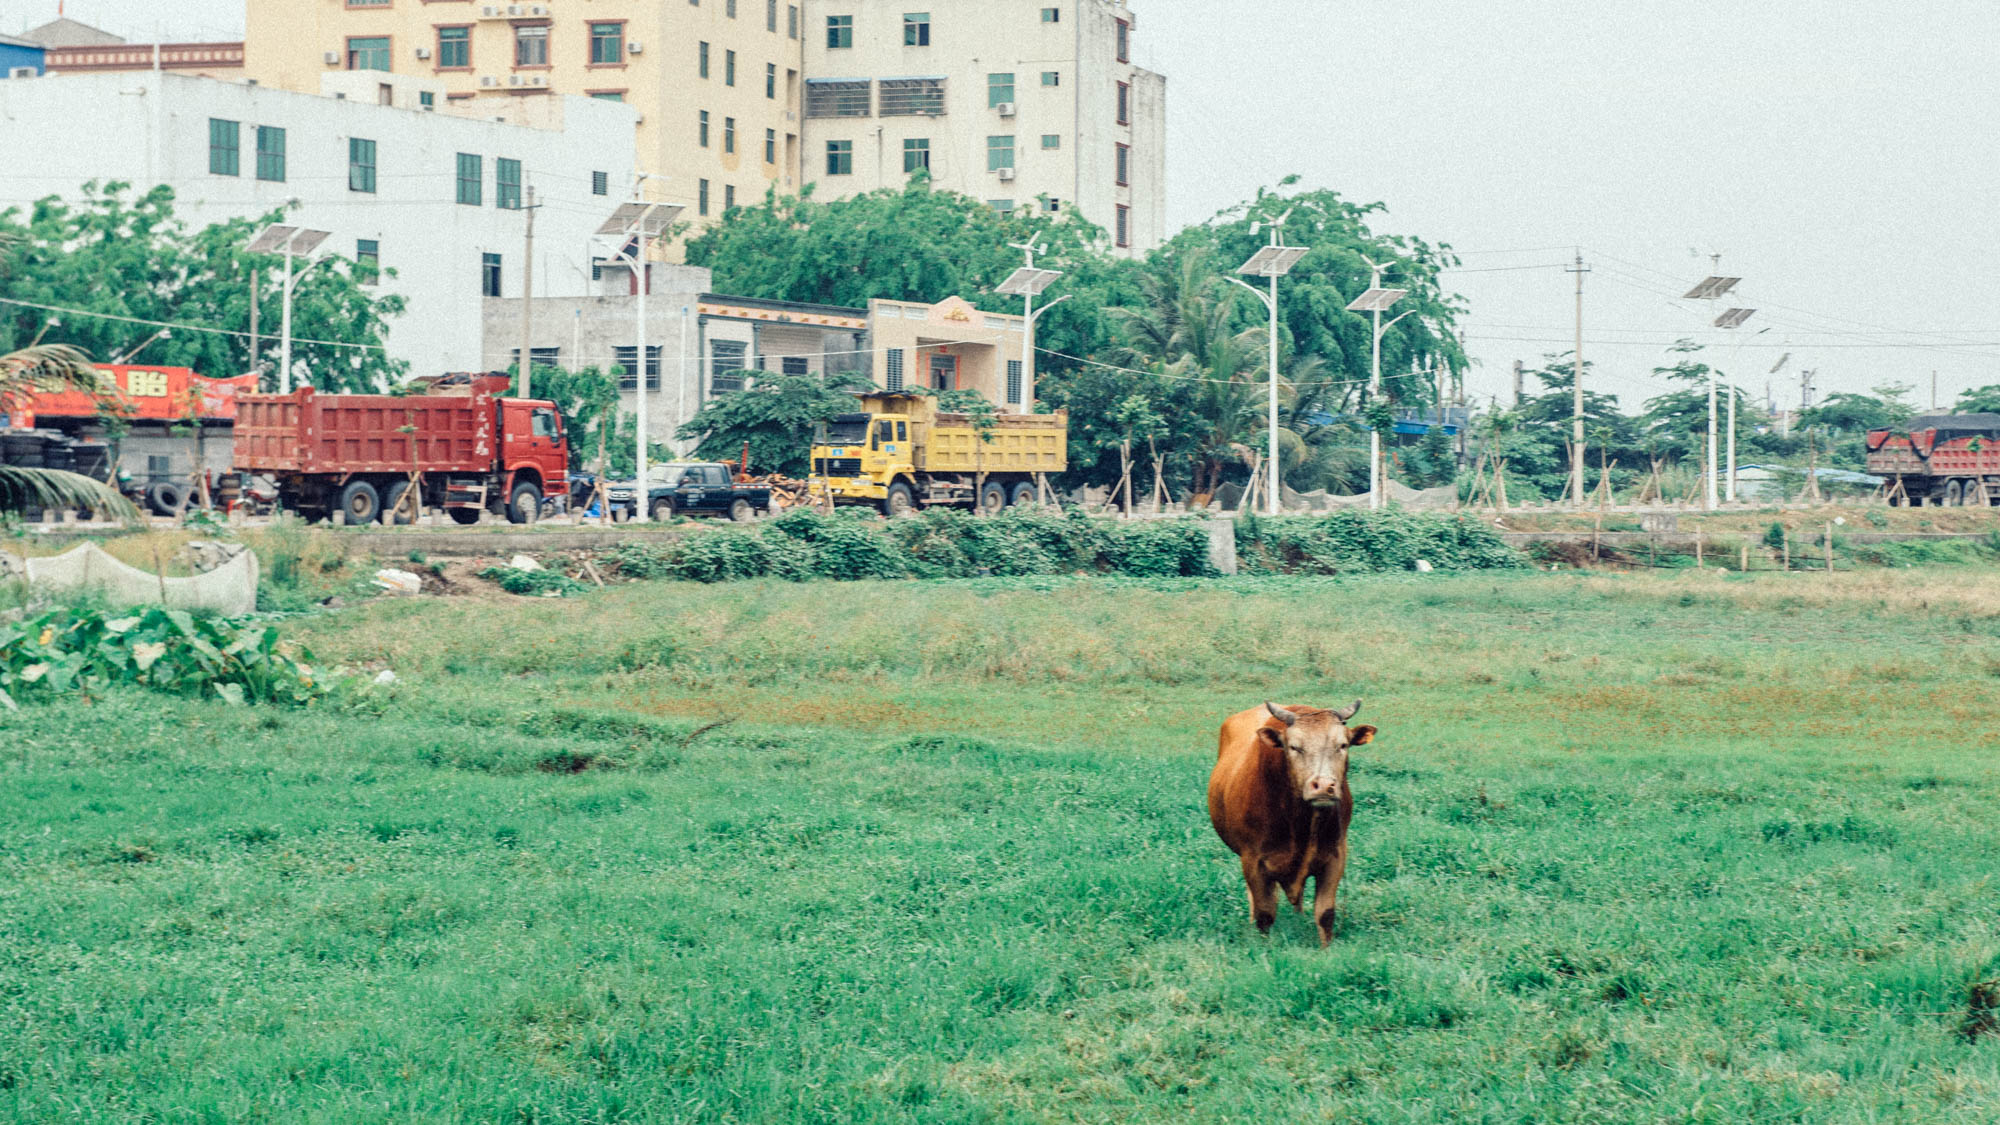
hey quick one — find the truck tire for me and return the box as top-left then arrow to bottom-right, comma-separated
730,498 -> 754,522
508,482 -> 541,525
337,480 -> 381,525
650,497 -> 674,522
1945,480 -> 1964,507
1010,481 -> 1038,508
448,507 -> 482,525
884,481 -> 915,518
145,481 -> 186,516
979,481 -> 1008,513
382,480 -> 416,525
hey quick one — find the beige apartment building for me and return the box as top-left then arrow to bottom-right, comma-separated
800,0 -> 1164,255
243,0 -> 805,230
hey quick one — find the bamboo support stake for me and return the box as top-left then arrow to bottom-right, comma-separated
1825,522 -> 1834,574
1696,528 -> 1704,568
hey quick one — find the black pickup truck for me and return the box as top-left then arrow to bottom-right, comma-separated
607,462 -> 771,522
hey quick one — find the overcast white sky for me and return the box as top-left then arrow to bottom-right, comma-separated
18,0 -> 2000,411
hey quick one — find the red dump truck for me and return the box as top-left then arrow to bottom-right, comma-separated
233,374 -> 570,524
1865,413 -> 2000,507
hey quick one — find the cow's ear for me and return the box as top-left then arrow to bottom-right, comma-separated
1255,726 -> 1285,750
1347,725 -> 1377,747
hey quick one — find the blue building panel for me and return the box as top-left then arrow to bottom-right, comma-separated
0,37 -> 47,77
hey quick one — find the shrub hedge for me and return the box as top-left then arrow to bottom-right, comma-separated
600,508 -> 1522,585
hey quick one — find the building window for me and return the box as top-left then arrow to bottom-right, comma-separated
725,49 -> 736,85
1042,134 -> 1060,149
482,252 -> 502,297
496,157 -> 522,210
1043,196 -> 1061,214
1116,142 -> 1130,184
1116,18 -> 1129,62
885,347 -> 905,391
1007,359 -> 1022,404
764,128 -> 776,163
724,184 -> 736,210
765,62 -> 776,98
590,91 -> 625,102
1041,70 -> 1060,87
698,41 -> 709,78
878,77 -> 943,116
903,12 -> 929,45
903,137 -> 930,172
356,239 -> 380,285
592,170 -> 609,196
724,116 -> 736,153
928,353 -> 955,391
437,26 -> 470,69
711,340 -> 748,394
1116,205 -> 1130,248
767,0 -> 778,31
727,0 -> 737,16
1117,81 -> 1130,125
516,25 -> 549,67
826,14 -> 852,48
349,137 -> 377,193
590,23 -> 624,64
347,36 -> 389,71
1042,6 -> 1059,21
986,135 -> 1014,171
988,199 -> 1015,215
987,72 -> 1014,107
698,109 -> 710,146
208,118 -> 239,176
419,91 -> 435,108
780,356 -> 809,376
456,153 -> 481,204
613,346 -> 662,389
804,79 -> 870,117
255,126 -> 286,182
788,4 -> 799,37
826,139 -> 853,175
698,178 -> 710,216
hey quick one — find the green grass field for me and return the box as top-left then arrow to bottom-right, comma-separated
5,569 -> 2000,1122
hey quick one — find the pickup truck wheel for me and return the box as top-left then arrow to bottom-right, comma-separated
650,497 -> 674,522
508,482 -> 541,525
382,481 -> 415,525
979,481 -> 1008,513
336,480 -> 380,525
730,498 -> 754,522
884,481 -> 915,518
447,507 -> 481,525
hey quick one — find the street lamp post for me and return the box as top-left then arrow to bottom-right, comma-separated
598,200 -> 685,521
997,241 -> 1065,413
1346,263 -> 1410,511
248,224 -> 332,393
1227,217 -> 1307,516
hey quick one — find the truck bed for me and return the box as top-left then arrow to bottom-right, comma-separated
915,412 -> 1067,474
235,389 -> 496,475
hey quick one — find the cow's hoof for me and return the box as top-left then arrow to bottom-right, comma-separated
1254,913 -> 1276,933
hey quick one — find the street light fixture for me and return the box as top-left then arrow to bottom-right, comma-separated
1681,271 -> 1746,510
247,223 -> 331,394
1225,215 -> 1307,516
1346,259 -> 1411,511
1000,239 -> 1066,412
598,199 -> 684,521
112,328 -> 171,365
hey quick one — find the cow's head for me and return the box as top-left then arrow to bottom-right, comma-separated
1259,700 -> 1375,809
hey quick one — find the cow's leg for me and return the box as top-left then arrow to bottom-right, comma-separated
1313,844 -> 1349,947
1241,854 -> 1278,933
1283,868 -> 1309,912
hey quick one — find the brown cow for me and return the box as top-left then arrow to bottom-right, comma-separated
1208,700 -> 1376,946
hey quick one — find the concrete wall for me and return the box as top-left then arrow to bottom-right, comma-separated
0,71 -> 637,380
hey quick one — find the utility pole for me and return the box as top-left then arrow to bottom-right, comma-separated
248,268 -> 259,378
1567,250 -> 1589,506
1932,370 -> 1938,411
1726,386 -> 1738,503
1511,359 -> 1523,407
520,184 -> 538,399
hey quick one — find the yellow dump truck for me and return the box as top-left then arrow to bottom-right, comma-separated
810,392 -> 1068,516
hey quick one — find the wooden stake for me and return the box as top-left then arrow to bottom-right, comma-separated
1695,528 -> 1704,568
1825,521 -> 1834,574
1739,542 -> 1748,572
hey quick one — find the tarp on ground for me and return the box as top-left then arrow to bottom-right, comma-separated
7,542 -> 259,616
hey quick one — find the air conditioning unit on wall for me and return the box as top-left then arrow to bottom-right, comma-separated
322,51 -> 340,66
480,75 -> 500,87
628,41 -> 644,54
415,46 -> 431,60
996,167 -> 1016,181
996,101 -> 1016,117
8,66 -> 37,79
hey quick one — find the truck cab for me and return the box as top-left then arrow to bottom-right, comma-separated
812,410 -> 913,505
498,398 -> 569,513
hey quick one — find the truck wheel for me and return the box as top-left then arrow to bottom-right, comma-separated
508,482 -> 541,525
979,481 -> 1008,513
337,480 -> 381,525
145,482 -> 186,517
1945,480 -> 1964,507
448,507 -> 481,525
650,497 -> 674,522
884,481 -> 915,518
730,498 -> 754,522
1009,481 -> 1038,508
382,481 -> 415,525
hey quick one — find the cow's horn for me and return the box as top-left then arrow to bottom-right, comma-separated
1333,699 -> 1362,722
1264,701 -> 1299,727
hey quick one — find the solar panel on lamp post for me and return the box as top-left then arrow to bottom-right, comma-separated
1681,274 -> 1742,510
598,200 -> 684,520
1712,309 -> 1756,504
1227,238 -> 1307,516
248,224 -> 331,394
1346,268 -> 1411,511
998,243 -> 1064,413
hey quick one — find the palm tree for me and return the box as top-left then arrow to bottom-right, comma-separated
1,345 -> 140,519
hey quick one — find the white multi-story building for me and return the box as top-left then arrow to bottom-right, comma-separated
0,69 -> 638,378
801,0 -> 1164,255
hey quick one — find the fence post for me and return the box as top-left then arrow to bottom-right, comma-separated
1825,522 -> 1834,574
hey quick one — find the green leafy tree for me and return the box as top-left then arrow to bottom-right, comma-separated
675,371 -> 872,477
0,183 -> 405,391
1953,384 -> 2000,413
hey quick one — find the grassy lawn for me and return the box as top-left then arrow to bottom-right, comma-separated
4,569 -> 2000,1122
